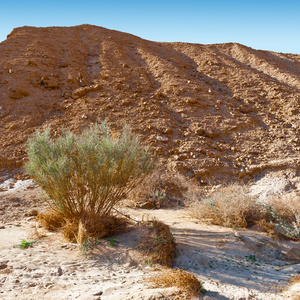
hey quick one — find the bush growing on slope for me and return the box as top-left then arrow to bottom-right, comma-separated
26,122 -> 154,239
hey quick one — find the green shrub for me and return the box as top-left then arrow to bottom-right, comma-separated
25,122 -> 154,221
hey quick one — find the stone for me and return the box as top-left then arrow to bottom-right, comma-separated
29,209 -> 39,216
43,79 -> 59,89
0,263 -> 8,270
10,89 -> 29,99
86,83 -> 103,92
72,84 -> 103,99
156,136 -> 169,142
72,87 -> 87,100
186,98 -> 197,104
77,72 -> 88,86
136,201 -> 155,209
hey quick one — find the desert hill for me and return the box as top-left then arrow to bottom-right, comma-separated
1,24 -> 300,181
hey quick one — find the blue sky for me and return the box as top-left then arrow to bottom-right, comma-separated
0,0 -> 299,54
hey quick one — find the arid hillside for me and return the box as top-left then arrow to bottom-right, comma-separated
1,24 -> 300,180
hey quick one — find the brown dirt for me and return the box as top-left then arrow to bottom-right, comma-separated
1,24 -> 300,181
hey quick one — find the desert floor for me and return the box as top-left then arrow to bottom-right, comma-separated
1,175 -> 300,300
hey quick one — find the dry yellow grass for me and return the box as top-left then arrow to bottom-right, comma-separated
130,167 -> 192,208
189,183 -> 262,228
37,210 -> 66,231
189,182 -> 300,240
38,209 -> 131,242
148,268 -> 204,298
139,220 -> 177,267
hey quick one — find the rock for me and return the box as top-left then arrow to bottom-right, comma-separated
156,136 -> 169,142
10,89 -> 29,99
77,72 -> 88,86
9,123 -> 19,130
43,79 -> 59,89
122,99 -> 131,105
136,201 -> 155,209
72,87 -> 87,100
72,84 -> 103,99
0,262 -> 8,270
29,209 -> 38,216
93,291 -> 103,296
239,169 -> 246,178
85,83 -> 103,92
185,98 -> 198,104
0,225 -> 5,229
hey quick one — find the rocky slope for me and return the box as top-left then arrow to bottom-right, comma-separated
1,25 -> 300,181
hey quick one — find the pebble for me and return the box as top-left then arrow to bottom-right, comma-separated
156,136 -> 169,142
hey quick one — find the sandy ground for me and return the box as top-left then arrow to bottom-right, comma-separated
1,177 -> 300,299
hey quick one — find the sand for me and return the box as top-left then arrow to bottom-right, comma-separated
1,177 -> 300,299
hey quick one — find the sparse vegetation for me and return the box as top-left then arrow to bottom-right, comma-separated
26,122 -> 154,242
189,184 -> 263,228
265,194 -> 300,240
148,268 -> 204,298
106,237 -> 119,247
189,182 -> 300,240
130,167 -> 191,208
15,239 -> 35,249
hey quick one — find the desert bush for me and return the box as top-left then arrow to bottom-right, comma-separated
148,268 -> 204,298
139,220 -> 177,267
189,184 -> 263,228
264,194 -> 300,240
130,167 -> 191,208
189,181 -> 300,239
26,122 -> 154,234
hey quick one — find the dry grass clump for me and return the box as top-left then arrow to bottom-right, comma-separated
264,194 -> 300,240
130,167 -> 191,208
38,209 -> 131,243
37,210 -> 66,231
148,268 -> 204,298
139,220 -> 177,267
189,181 -> 300,240
189,184 -> 262,228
